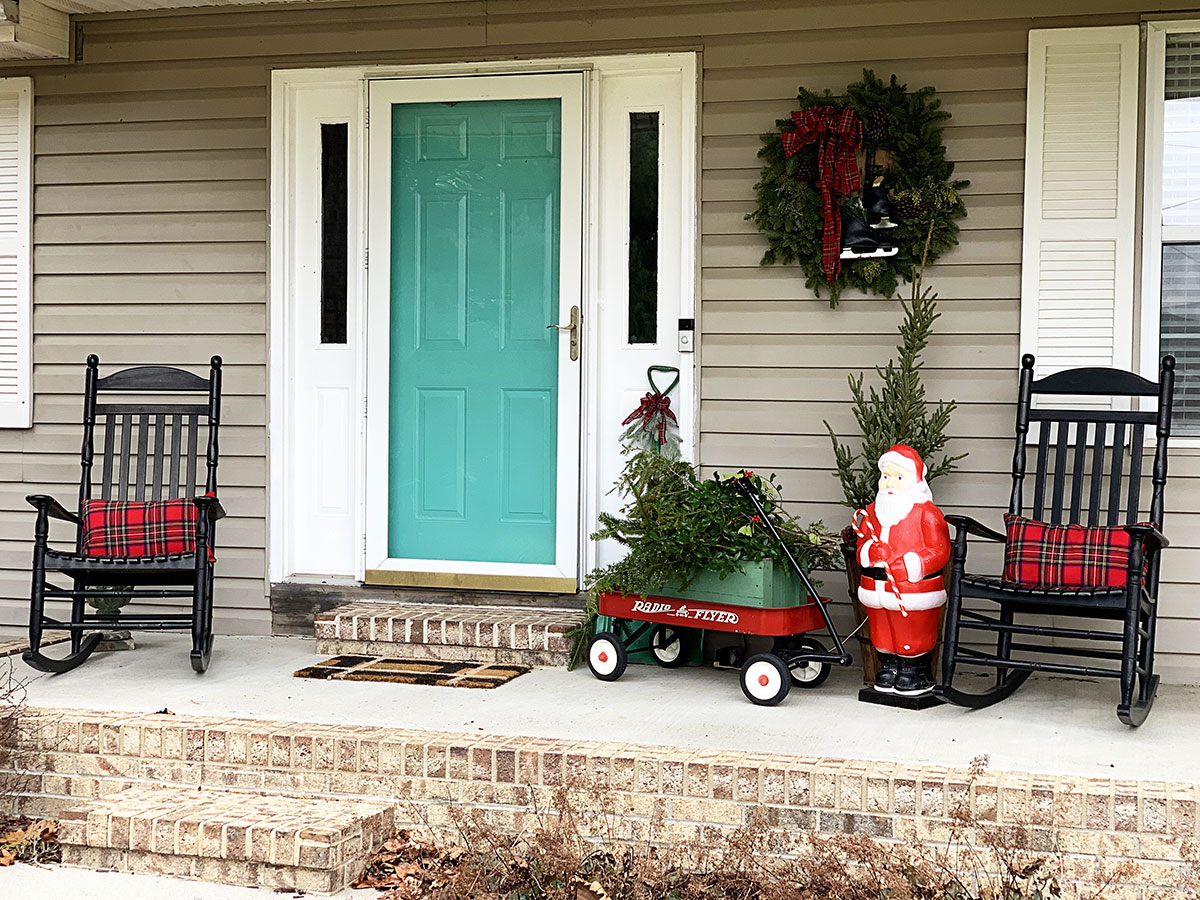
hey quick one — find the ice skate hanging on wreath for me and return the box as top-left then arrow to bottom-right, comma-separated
620,365 -> 682,458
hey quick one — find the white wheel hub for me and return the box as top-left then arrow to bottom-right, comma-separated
790,660 -> 823,683
654,631 -> 682,663
589,638 -> 619,677
744,659 -> 783,701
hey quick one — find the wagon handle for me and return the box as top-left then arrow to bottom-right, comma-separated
731,474 -> 853,666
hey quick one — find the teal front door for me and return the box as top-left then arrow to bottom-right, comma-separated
383,91 -> 574,569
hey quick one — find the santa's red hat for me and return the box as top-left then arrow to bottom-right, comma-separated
878,444 -> 925,482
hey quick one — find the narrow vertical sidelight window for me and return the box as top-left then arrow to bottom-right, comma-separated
628,112 -> 660,344
320,122 -> 349,344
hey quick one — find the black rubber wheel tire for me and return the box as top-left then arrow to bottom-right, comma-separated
787,636 -> 833,689
587,632 -> 628,682
740,653 -> 791,706
649,625 -> 689,668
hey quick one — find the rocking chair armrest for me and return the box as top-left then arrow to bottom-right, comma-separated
192,494 -> 227,522
1124,523 -> 1170,550
944,514 -> 1006,543
25,494 -> 78,523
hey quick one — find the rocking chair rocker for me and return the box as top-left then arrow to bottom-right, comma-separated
935,353 -> 1175,726
24,355 -> 225,674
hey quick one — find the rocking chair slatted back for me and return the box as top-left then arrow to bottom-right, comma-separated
97,411 -> 205,502
79,355 -> 222,509
1010,354 -> 1174,535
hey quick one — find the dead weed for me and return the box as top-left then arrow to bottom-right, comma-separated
352,757 -> 1141,900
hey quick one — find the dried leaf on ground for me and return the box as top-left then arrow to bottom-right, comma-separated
352,829 -> 467,897
573,876 -> 611,900
0,816 -> 61,866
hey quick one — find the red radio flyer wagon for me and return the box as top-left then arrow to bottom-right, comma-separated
585,477 -> 854,706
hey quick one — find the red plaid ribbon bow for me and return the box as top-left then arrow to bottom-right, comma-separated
782,106 -> 862,282
622,392 -> 678,447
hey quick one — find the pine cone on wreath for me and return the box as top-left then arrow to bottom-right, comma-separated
794,155 -> 819,183
863,107 -> 889,145
892,192 -> 926,223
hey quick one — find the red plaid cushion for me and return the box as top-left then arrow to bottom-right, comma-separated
1001,514 -> 1134,589
80,498 -> 214,560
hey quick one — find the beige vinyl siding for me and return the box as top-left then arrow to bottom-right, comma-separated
0,0 -> 1196,677
1,46 -> 270,631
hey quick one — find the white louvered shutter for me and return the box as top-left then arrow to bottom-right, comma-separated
0,77 -> 31,428
1019,27 -> 1139,407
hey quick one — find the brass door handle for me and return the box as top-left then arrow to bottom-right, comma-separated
547,305 -> 581,361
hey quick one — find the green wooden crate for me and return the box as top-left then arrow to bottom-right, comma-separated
663,559 -> 808,609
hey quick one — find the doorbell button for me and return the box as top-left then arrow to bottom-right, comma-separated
678,318 -> 695,353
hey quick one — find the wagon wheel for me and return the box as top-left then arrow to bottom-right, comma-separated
587,632 -> 628,682
784,636 -> 833,689
740,653 -> 790,706
649,624 -> 690,668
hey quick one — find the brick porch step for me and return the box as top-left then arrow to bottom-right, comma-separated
57,784 -> 395,895
314,601 -> 584,667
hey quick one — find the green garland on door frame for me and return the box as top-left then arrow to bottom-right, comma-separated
747,69 -> 968,307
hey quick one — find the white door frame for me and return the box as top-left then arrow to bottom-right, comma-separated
363,73 -> 584,588
268,53 -> 699,589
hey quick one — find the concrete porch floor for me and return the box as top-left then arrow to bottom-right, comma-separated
3,632 -> 1198,785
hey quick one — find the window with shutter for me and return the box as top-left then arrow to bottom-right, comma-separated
1143,24 -> 1200,436
1019,27 -> 1139,409
0,77 -> 31,429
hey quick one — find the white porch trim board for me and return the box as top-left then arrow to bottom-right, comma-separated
0,76 -> 31,429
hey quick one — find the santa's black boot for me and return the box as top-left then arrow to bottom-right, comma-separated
893,653 -> 935,696
873,652 -> 899,693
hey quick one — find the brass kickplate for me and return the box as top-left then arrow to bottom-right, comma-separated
364,569 -> 578,594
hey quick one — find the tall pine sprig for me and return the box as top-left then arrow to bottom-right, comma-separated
825,219 -> 966,510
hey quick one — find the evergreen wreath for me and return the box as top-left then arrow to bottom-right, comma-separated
748,69 -> 968,307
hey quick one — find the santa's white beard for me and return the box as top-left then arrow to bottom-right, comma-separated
875,482 -> 931,527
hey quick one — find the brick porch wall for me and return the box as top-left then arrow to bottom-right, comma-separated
4,706 -> 1195,898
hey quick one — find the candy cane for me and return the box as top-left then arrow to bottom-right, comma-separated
851,508 -> 909,617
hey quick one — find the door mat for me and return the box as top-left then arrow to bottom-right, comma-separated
293,655 -> 531,689
0,631 -> 69,659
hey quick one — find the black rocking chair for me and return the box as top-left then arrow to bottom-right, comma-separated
24,355 -> 225,675
935,353 -> 1175,726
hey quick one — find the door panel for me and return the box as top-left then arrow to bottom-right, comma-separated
387,97 -> 563,565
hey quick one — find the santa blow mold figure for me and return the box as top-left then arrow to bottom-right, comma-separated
853,444 -> 951,697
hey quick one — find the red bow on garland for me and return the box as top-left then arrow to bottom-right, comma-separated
782,106 -> 862,282
622,392 -> 678,448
